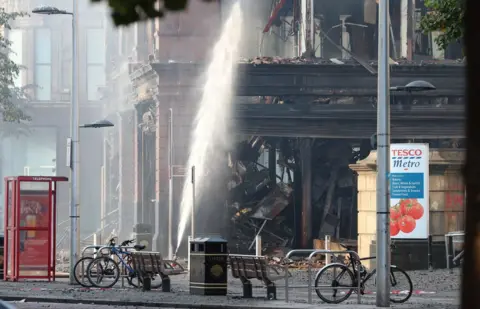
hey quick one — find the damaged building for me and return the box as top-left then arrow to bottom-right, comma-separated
101,0 -> 465,268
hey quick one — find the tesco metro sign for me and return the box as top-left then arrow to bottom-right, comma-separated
391,149 -> 423,156
391,148 -> 423,168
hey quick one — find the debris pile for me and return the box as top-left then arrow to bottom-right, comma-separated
226,137 -> 359,254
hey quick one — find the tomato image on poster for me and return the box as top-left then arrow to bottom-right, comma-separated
390,144 -> 429,239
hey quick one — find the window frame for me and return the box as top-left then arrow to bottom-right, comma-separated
86,28 -> 106,101
34,28 -> 52,101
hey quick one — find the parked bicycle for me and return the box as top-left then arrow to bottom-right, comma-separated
86,237 -> 162,289
74,237 -> 145,288
314,243 -> 413,304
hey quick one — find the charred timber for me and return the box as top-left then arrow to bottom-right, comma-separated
234,104 -> 464,139
150,63 -> 465,97
235,104 -> 464,119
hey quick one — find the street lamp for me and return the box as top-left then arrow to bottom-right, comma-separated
374,78 -> 435,305
376,4 -> 434,302
33,3 -> 80,285
33,5 -> 115,284
370,80 -> 436,149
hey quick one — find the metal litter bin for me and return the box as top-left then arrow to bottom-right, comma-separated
189,236 -> 228,296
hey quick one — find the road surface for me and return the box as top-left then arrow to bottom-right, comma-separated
8,301 -> 460,309
10,303 -> 175,309
0,268 -> 461,309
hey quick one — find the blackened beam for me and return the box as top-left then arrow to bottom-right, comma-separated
153,87 -> 463,97
299,139 -> 313,248
234,103 -> 464,119
235,119 -> 464,139
233,104 -> 464,139
151,63 -> 465,97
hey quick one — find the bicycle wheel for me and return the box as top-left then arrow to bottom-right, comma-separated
122,254 -> 141,288
389,266 -> 413,303
87,256 -> 120,288
126,273 -> 163,288
314,263 -> 355,304
73,257 -> 94,287
124,255 -> 163,289
149,274 -> 163,288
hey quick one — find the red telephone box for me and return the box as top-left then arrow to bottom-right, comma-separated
3,176 -> 68,281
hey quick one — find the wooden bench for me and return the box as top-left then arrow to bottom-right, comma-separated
229,255 -> 289,300
131,251 -> 184,292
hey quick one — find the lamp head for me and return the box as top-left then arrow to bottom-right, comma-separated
79,120 -> 114,128
32,6 -> 71,15
404,80 -> 436,92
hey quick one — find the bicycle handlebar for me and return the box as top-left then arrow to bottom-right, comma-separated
120,239 -> 135,246
107,237 -> 135,247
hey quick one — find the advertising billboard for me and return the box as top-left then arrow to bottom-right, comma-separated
390,144 -> 429,239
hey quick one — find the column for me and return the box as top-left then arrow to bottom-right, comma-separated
133,105 -> 143,227
300,139 -> 313,248
349,156 -> 377,269
350,149 -> 465,269
117,110 -> 136,240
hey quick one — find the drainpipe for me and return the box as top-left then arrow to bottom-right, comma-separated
400,0 -> 408,58
300,0 -> 315,57
340,15 -> 351,60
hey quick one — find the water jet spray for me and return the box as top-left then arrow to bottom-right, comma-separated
175,2 -> 243,254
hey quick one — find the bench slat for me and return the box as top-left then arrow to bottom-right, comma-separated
131,252 -> 184,276
229,255 -> 285,284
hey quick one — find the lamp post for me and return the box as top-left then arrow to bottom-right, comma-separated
375,76 -> 436,309
32,4 -> 78,285
32,4 -> 114,285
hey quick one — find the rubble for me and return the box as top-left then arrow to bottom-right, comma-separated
227,137 -> 358,255
238,56 -> 465,66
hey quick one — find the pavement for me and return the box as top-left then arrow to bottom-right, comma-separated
0,268 -> 461,309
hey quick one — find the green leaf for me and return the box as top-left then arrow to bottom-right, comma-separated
420,0 -> 465,50
91,0 -> 215,26
0,8 -> 30,123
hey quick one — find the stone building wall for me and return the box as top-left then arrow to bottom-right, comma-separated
350,149 -> 465,269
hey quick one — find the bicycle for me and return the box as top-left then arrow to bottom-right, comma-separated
86,237 -> 162,289
73,238 -> 142,287
314,243 -> 413,304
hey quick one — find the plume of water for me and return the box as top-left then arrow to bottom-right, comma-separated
175,2 -> 243,252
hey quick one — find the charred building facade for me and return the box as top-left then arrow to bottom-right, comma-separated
103,0 -> 465,268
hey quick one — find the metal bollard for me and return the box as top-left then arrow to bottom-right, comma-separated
325,235 -> 331,265
427,235 -> 433,271
187,235 -> 192,270
284,264 -> 289,302
255,235 -> 262,256
307,258 -> 312,304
